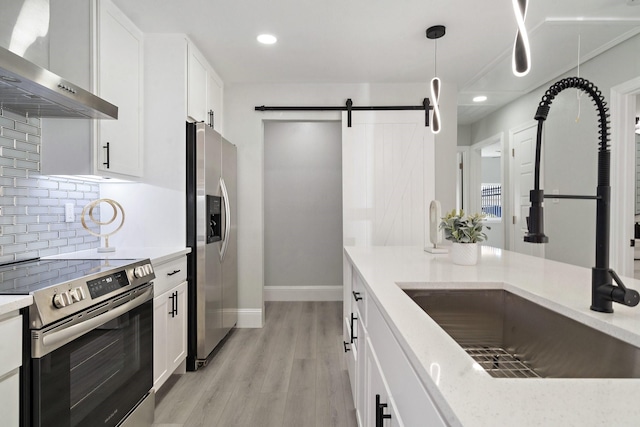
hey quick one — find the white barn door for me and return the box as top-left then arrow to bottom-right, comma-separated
342,111 -> 435,247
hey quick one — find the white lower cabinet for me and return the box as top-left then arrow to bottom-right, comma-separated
153,281 -> 187,391
365,337 -> 403,427
166,282 -> 188,368
153,255 -> 188,392
0,369 -> 20,427
0,313 -> 23,427
344,257 -> 446,427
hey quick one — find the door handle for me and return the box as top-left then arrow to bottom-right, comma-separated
350,313 -> 358,343
352,291 -> 363,301
174,291 -> 178,316
376,394 -> 392,427
168,292 -> 175,317
219,177 -> 231,261
103,142 -> 110,168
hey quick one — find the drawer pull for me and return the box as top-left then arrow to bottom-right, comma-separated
352,291 -> 363,301
167,269 -> 181,276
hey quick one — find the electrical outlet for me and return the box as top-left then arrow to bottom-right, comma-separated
65,203 -> 75,223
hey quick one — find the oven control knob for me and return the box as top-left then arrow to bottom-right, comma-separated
134,266 -> 145,278
134,264 -> 153,278
69,287 -> 86,303
53,292 -> 71,308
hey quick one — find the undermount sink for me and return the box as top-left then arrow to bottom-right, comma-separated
404,289 -> 640,379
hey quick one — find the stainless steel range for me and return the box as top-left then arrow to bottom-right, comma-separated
0,258 -> 156,427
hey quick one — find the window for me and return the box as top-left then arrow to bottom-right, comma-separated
481,183 -> 502,219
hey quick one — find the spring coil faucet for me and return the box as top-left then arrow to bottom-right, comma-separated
524,77 -> 639,313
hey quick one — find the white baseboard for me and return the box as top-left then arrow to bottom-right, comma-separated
236,308 -> 263,328
264,285 -> 343,301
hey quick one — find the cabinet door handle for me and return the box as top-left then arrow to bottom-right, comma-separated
208,110 -> 214,128
350,313 -> 358,343
352,291 -> 363,301
103,142 -> 110,168
174,291 -> 178,316
343,341 -> 351,352
168,293 -> 175,317
167,269 -> 181,276
376,394 -> 392,427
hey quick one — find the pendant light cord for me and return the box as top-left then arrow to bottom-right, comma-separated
433,38 -> 438,77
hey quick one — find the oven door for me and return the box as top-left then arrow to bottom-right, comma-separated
31,286 -> 153,427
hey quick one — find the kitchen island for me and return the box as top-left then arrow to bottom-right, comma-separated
344,245 -> 640,426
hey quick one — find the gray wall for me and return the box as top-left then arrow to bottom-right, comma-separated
264,121 -> 342,288
470,33 -> 640,268
0,109 -> 100,263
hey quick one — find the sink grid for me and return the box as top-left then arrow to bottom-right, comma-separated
462,346 -> 540,379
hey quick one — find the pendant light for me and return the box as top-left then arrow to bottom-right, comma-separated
512,0 -> 531,76
426,25 -> 445,134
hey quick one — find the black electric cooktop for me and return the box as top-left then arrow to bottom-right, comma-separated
0,258 -> 138,295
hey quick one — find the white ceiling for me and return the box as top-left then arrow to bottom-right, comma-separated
112,0 -> 640,125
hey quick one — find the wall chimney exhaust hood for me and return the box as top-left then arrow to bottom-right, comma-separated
0,45 -> 117,119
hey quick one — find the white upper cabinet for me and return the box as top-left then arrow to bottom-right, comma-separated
187,42 -> 224,133
187,45 -> 208,123
95,0 -> 144,177
41,0 -> 144,179
207,71 -> 223,134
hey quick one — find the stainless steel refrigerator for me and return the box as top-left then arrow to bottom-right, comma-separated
186,122 -> 237,370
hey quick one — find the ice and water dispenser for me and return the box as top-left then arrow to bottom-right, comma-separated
206,195 -> 222,243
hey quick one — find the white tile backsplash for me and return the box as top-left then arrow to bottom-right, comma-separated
0,109 -> 100,263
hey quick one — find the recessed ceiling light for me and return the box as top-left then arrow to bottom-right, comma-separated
257,34 -> 277,45
473,95 -> 488,103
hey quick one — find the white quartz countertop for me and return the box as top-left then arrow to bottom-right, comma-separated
0,248 -> 189,318
344,245 -> 640,427
44,247 -> 191,265
0,295 -> 33,316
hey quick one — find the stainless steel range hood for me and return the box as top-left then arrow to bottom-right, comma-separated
0,45 -> 117,119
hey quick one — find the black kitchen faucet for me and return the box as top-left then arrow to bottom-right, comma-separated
524,77 -> 639,313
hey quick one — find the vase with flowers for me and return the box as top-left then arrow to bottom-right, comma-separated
439,210 -> 489,265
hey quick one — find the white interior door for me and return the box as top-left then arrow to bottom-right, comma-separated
510,123 -> 545,258
342,111 -> 434,247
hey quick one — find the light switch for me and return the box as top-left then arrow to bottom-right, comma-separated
65,203 -> 75,222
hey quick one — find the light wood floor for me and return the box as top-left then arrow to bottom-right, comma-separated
152,301 -> 357,427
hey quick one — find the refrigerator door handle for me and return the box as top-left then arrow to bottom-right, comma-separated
219,177 -> 231,261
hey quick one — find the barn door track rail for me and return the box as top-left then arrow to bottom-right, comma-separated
255,98 -> 433,127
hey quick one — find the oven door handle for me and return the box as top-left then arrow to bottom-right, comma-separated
35,286 -> 153,358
